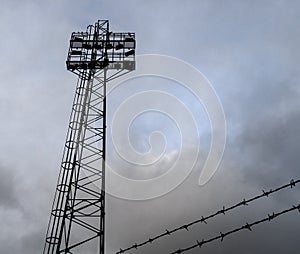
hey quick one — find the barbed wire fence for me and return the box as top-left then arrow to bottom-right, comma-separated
171,203 -> 300,254
116,178 -> 300,254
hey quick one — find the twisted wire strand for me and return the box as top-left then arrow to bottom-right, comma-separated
171,203 -> 300,253
116,178 -> 299,254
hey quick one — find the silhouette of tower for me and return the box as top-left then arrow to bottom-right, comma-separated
43,20 -> 136,254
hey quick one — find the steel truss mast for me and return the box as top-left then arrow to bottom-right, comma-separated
43,20 -> 136,254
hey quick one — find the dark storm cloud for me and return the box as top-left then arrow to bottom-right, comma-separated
105,1 -> 300,253
107,162 -> 300,254
235,97 -> 300,187
0,165 -> 19,209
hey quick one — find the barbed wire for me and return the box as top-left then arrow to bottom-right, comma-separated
116,178 -> 299,254
171,203 -> 300,253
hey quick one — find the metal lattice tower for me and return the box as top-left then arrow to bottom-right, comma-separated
43,20 -> 136,254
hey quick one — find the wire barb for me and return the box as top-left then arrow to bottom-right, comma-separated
220,232 -> 225,242
244,223 -> 252,231
196,240 -> 204,248
262,189 -> 271,197
290,179 -> 296,188
182,225 -> 189,231
240,198 -> 248,206
293,204 -> 300,213
220,206 -> 226,215
268,212 -> 276,221
201,216 -> 207,224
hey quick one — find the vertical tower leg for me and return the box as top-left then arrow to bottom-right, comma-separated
44,69 -> 107,254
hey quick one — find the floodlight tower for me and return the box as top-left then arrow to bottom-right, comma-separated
43,20 -> 135,254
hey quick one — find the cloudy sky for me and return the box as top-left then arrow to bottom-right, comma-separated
1,1 -> 300,254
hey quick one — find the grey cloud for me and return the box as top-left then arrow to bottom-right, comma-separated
1,0 -> 300,254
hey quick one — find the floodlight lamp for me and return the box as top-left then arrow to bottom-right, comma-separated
124,49 -> 135,57
71,50 -> 82,55
74,37 -> 84,42
115,44 -> 124,50
106,43 -> 113,50
82,43 -> 92,50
